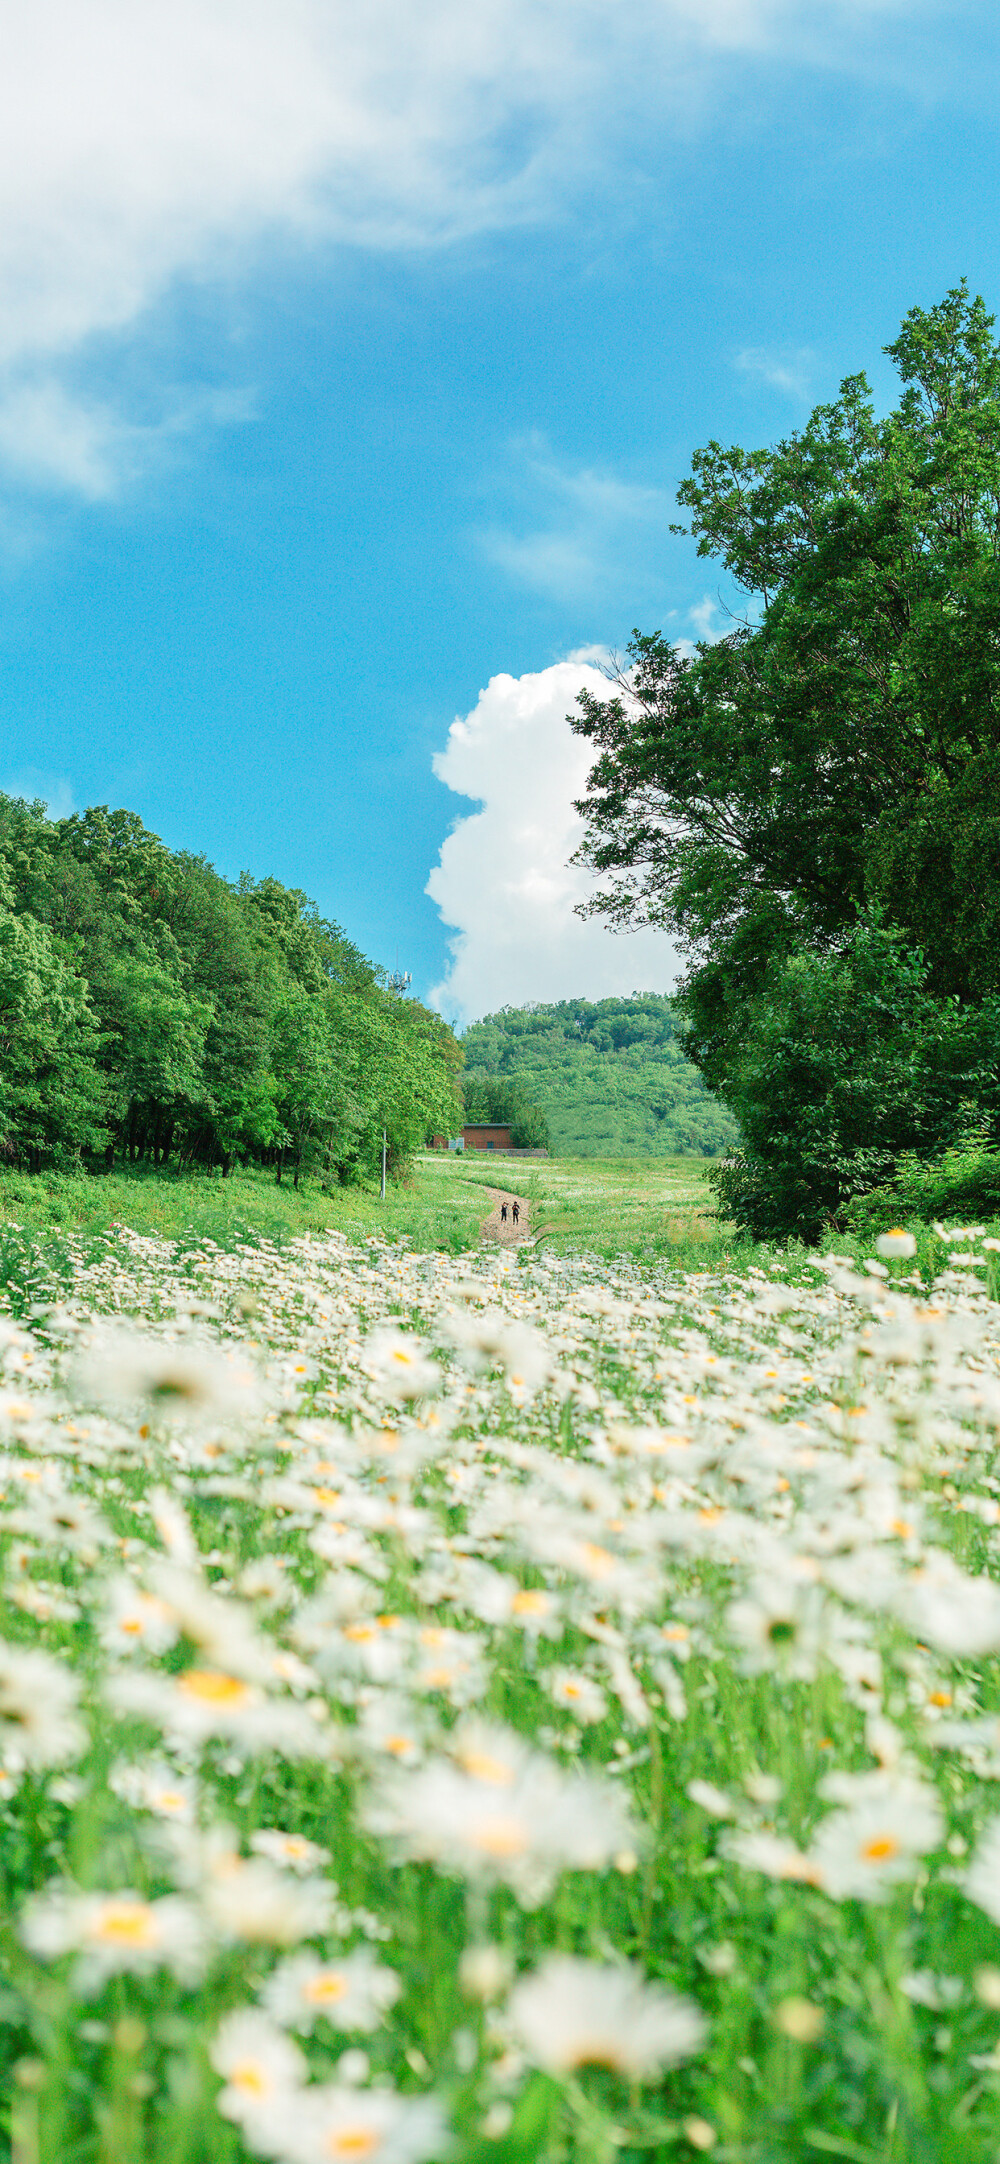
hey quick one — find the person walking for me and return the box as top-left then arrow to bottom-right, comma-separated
512,1201 -> 520,1226
500,1202 -> 508,1225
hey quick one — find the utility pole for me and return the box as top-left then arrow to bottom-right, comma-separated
381,967 -> 409,1199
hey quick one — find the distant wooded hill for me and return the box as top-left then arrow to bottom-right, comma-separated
460,996 -> 736,1157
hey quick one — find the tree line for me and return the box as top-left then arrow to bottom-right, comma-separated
572,285 -> 1000,1238
461,997 -> 735,1157
0,797 -> 461,1185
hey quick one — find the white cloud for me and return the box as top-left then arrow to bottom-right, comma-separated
427,660 -> 679,1022
1,770 -> 76,819
480,438 -> 676,606
0,379 -> 255,500
735,346 -> 816,399
0,0 -> 947,494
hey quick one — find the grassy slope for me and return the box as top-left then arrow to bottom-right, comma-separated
0,1155 -> 725,1264
460,997 -> 737,1159
6,1155 -> 988,1281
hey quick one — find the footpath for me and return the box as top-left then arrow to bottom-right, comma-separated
479,1186 -> 532,1247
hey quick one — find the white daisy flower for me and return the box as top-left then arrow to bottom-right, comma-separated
250,1830 -> 333,1875
808,1780 -> 944,1901
203,1855 -> 334,1946
0,1643 -> 87,1771
21,1882 -> 206,1991
875,1230 -> 917,1259
964,1817 -> 1000,1924
362,1329 -> 440,1403
74,1326 -> 262,1426
254,2082 -> 448,2164
545,1668 -> 608,1724
211,2008 -> 307,2126
262,1948 -> 401,2033
506,1953 -> 705,2080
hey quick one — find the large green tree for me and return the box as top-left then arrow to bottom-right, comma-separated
571,285 -> 1000,1231
0,796 -> 462,1183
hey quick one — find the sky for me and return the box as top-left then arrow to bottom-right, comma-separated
0,0 -> 996,1023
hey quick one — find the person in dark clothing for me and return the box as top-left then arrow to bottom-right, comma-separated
500,1202 -> 508,1224
511,1201 -> 520,1225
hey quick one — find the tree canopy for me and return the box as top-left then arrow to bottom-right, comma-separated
0,796 -> 461,1182
570,286 -> 1000,1230
461,995 -> 736,1158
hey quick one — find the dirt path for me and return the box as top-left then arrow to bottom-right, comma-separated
479,1184 -> 532,1246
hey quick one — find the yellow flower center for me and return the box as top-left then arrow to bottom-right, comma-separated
93,1901 -> 157,1946
472,1815 -> 528,1858
304,1972 -> 349,2004
326,2132 -> 379,2160
511,1590 -> 548,1616
177,1669 -> 250,1706
460,1751 -> 515,1785
232,2062 -> 270,2097
861,1835 -> 899,1863
580,1544 -> 614,1577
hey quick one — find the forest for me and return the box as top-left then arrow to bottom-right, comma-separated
460,994 -> 736,1157
573,285 -> 1000,1236
0,795 -> 461,1185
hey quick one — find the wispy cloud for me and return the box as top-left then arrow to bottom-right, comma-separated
479,438 -> 675,607
0,0 -> 960,502
0,769 -> 76,819
0,379 -> 255,500
735,346 -> 817,399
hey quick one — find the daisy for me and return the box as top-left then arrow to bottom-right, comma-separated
251,1830 -> 333,1875
362,1329 -> 440,1404
21,1882 -> 206,1991
506,1954 -> 706,2080
203,1855 -> 334,1946
964,1817 -> 1000,1924
74,1326 -> 262,1426
108,1667 -> 325,1757
545,1668 -> 608,1724
109,1758 -> 199,1822
0,1643 -> 87,1771
255,2082 -> 448,2164
101,1577 -> 179,1659
211,2008 -> 306,2127
262,1948 -> 401,2033
366,1727 -> 636,1907
808,1781 -> 944,1901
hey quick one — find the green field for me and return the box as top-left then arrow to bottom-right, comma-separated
0,1154 -> 721,1262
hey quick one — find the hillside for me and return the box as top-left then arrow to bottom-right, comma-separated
460,995 -> 737,1157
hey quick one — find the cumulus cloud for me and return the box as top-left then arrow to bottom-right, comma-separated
0,0 -> 946,494
427,661 -> 680,1022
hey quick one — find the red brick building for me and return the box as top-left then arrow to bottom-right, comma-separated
461,1124 -> 513,1151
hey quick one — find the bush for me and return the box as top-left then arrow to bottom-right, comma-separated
846,1141 -> 1000,1233
709,915 -> 998,1243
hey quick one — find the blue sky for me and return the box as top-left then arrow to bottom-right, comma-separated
1,0 -> 996,1019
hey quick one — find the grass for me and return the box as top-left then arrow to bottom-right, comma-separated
3,1154 -> 998,1288
0,1155 -> 727,1267
415,1152 -> 727,1264
0,1161 -> 487,1256
4,1216 -> 1000,2157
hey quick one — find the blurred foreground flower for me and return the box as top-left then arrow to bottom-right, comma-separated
21,1883 -> 206,1991
506,1952 -> 706,2078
